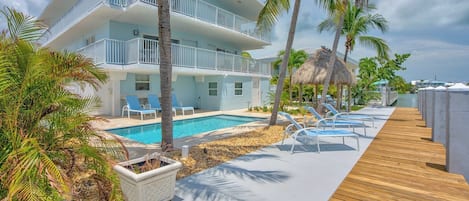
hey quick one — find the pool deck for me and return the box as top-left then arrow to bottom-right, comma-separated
92,109 -> 272,159
174,106 -> 396,201
331,108 -> 469,200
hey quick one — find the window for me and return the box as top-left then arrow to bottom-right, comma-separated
85,35 -> 95,45
234,82 -> 243,96
208,82 -> 217,96
135,74 -> 150,91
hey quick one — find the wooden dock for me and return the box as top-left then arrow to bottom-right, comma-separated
331,108 -> 469,200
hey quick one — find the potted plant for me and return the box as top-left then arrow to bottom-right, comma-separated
113,152 -> 182,201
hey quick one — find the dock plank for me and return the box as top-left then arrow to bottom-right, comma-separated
331,108 -> 469,200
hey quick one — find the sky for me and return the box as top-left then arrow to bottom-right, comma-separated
1,0 -> 468,82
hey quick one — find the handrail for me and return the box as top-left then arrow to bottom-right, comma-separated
41,0 -> 270,45
77,38 -> 271,76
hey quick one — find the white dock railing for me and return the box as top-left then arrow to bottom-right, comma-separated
41,0 -> 270,45
77,38 -> 271,76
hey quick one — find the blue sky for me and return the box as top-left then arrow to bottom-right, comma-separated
1,0 -> 468,82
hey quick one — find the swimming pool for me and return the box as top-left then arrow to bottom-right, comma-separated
107,115 -> 265,144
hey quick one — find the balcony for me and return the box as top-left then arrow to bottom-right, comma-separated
76,38 -> 271,76
40,0 -> 270,46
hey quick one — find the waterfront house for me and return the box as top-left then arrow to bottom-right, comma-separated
39,0 -> 272,116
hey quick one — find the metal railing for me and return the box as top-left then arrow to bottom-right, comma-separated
41,0 -> 270,45
76,38 -> 271,76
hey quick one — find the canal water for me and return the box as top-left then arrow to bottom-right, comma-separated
395,94 -> 417,108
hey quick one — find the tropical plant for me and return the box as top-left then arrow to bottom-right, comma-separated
0,7 -> 121,200
318,3 -> 389,63
352,53 -> 411,104
317,0 -> 369,112
389,75 -> 412,94
257,0 -> 300,125
158,0 -> 174,152
272,49 -> 308,100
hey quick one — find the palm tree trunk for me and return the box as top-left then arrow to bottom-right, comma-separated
289,74 -> 293,101
299,83 -> 303,105
269,0 -> 301,125
158,0 -> 173,152
319,12 -> 345,113
343,46 -> 350,63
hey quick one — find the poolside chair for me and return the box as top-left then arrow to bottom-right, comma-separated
147,94 -> 176,116
322,103 -> 375,127
172,93 -> 194,116
122,95 -> 157,120
305,106 -> 368,135
278,112 -> 359,153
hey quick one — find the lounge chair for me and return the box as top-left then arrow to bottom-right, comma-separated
122,95 -> 157,120
305,106 -> 368,135
172,93 -> 194,116
322,103 -> 375,127
278,112 -> 359,153
147,94 -> 176,116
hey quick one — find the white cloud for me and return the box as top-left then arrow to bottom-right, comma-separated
376,0 -> 469,30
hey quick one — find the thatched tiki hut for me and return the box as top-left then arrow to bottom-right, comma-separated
292,47 -> 356,111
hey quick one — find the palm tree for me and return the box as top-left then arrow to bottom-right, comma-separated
0,7 -> 120,200
318,4 -> 389,63
316,0 -> 370,112
257,0 -> 300,125
272,49 -> 308,100
157,0 -> 173,152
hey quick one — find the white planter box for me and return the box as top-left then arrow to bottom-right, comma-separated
113,153 -> 183,201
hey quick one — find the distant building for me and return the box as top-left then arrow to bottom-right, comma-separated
411,80 -> 447,88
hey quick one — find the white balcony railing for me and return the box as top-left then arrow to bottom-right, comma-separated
41,0 -> 270,45
76,38 -> 271,76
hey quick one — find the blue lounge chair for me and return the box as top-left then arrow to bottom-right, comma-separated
122,95 -> 156,120
172,93 -> 194,116
305,106 -> 368,135
147,94 -> 176,116
278,112 -> 359,153
322,103 -> 375,127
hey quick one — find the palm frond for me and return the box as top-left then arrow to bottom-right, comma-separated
358,35 -> 390,59
0,7 -> 47,42
256,0 -> 290,32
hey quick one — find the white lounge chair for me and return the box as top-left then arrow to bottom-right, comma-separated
147,94 -> 176,116
172,93 -> 194,116
278,112 -> 359,153
322,103 -> 375,127
122,95 -> 156,120
306,106 -> 368,135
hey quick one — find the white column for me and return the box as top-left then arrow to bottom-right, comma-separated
432,86 -> 447,146
424,87 -> 435,127
417,88 -> 423,114
446,83 -> 469,180
109,72 -> 127,116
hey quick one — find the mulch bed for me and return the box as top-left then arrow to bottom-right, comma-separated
167,125 -> 287,179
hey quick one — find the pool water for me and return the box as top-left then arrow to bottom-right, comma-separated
107,115 -> 264,144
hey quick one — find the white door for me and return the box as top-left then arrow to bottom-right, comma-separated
251,78 -> 261,106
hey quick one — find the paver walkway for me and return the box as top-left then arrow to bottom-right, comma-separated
331,107 -> 469,200
174,107 -> 395,201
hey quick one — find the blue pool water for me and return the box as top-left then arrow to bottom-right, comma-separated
107,115 -> 264,144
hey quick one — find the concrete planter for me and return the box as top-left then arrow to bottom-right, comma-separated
113,153 -> 183,201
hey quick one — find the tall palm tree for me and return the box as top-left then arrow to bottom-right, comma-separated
316,0 -> 346,112
0,8 -> 120,200
272,49 -> 308,100
316,0 -> 369,112
257,0 -> 299,125
318,4 -> 389,63
158,0 -> 173,152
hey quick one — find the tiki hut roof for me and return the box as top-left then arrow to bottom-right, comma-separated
292,47 -> 356,85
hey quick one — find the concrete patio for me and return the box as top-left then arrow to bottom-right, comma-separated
174,107 -> 395,201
